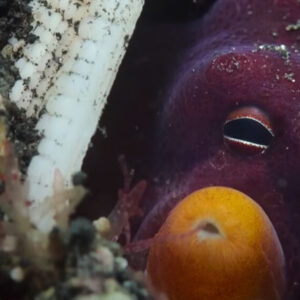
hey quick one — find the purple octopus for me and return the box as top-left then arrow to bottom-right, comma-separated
83,0 -> 300,298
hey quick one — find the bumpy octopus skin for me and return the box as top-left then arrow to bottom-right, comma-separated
84,0 -> 300,298
126,0 -> 300,298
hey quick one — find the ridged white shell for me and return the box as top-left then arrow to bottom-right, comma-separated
9,0 -> 144,231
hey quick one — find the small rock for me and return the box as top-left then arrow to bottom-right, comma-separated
103,278 -> 119,293
93,217 -> 111,236
2,235 -> 17,252
10,266 -> 24,282
99,292 -> 132,300
95,246 -> 114,273
114,257 -> 128,272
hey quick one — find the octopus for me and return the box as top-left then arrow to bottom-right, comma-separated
82,0 -> 300,299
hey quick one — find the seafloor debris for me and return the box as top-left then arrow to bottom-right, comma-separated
0,138 -> 154,299
286,19 -> 300,31
0,0 -> 33,98
0,96 -> 152,299
5,101 -> 41,177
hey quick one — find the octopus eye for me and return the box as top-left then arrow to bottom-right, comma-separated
223,106 -> 274,155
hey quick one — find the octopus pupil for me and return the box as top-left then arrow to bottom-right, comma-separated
223,118 -> 273,147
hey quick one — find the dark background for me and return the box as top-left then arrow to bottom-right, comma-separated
79,0 -> 216,218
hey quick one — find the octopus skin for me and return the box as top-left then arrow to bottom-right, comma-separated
84,0 -> 300,299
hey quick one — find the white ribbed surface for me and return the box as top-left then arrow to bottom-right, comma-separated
9,0 -> 144,230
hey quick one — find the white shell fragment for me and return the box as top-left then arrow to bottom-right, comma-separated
9,0 -> 144,230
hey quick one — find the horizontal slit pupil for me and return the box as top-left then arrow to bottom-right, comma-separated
223,118 -> 273,146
